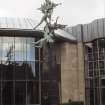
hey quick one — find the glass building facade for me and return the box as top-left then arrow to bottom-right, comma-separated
85,38 -> 105,105
0,37 -> 41,105
0,17 -> 61,105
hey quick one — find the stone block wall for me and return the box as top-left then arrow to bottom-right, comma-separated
58,42 -> 85,103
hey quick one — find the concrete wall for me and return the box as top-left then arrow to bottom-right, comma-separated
59,42 -> 85,103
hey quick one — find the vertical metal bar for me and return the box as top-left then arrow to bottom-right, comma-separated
92,43 -> 96,105
97,40 -> 102,105
25,80 -> 27,105
88,47 -> 91,105
39,47 -> 41,105
26,37 -> 27,105
83,44 -> 87,105
59,45 -> 62,104
0,72 -> 2,105
1,37 -> 2,105
14,35 -> 15,105
84,44 -> 89,105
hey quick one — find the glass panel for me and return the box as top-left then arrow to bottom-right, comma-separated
15,61 -> 26,80
35,61 -> 39,80
15,81 -> 26,105
30,62 -> 35,78
0,38 -> 2,63
0,82 -> 1,105
15,37 -> 27,61
94,62 -> 98,69
27,81 -> 39,104
87,47 -> 92,53
101,88 -> 105,105
85,88 -> 91,105
35,47 -> 39,60
99,53 -> 104,60
94,52 -> 98,61
2,81 -> 14,105
0,37 -> 40,105
100,70 -> 105,76
99,61 -> 104,69
88,54 -> 93,61
101,79 -> 105,86
27,38 -> 35,61
95,88 -> 100,105
26,61 -> 36,80
2,43 -> 8,61
2,63 -> 14,80
2,37 -> 14,43
2,37 -> 14,62
88,62 -> 94,70
0,64 -> 2,80
94,70 -> 99,76
89,88 -> 94,105
14,37 -> 35,61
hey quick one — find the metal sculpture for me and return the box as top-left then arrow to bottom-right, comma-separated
33,0 -> 66,47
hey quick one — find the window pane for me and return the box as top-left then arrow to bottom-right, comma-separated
2,37 -> 14,62
2,81 -> 14,105
0,63 -> 2,80
27,81 -> 39,104
14,37 -> 36,61
26,61 -> 40,80
27,38 -> 35,61
35,47 -> 39,60
15,82 -> 26,105
15,61 -> 26,80
35,61 -> 39,80
0,41 -> 2,62
0,37 -> 40,105
101,88 -> 105,105
2,63 -> 14,80
2,37 -> 14,43
0,82 -> 1,105
15,37 -> 27,61
26,62 -> 36,80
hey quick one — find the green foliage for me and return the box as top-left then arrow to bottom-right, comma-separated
61,101 -> 83,105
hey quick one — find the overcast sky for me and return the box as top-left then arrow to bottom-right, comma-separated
0,0 -> 104,26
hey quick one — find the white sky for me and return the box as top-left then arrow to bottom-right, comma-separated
0,0 -> 104,26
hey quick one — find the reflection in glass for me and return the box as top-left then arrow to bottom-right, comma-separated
15,37 -> 27,61
26,62 -> 36,80
2,43 -> 14,62
0,37 -> 40,105
0,82 -> 1,105
30,62 -> 35,77
2,37 -> 14,62
27,81 -> 39,104
35,62 -> 39,79
0,37 -> 36,62
15,62 -> 26,80
2,82 -> 14,105
2,63 -> 14,80
15,82 -> 26,105
35,47 -> 39,60
0,64 -> 2,80
26,38 -> 35,61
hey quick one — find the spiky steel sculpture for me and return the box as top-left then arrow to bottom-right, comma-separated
33,0 -> 66,47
